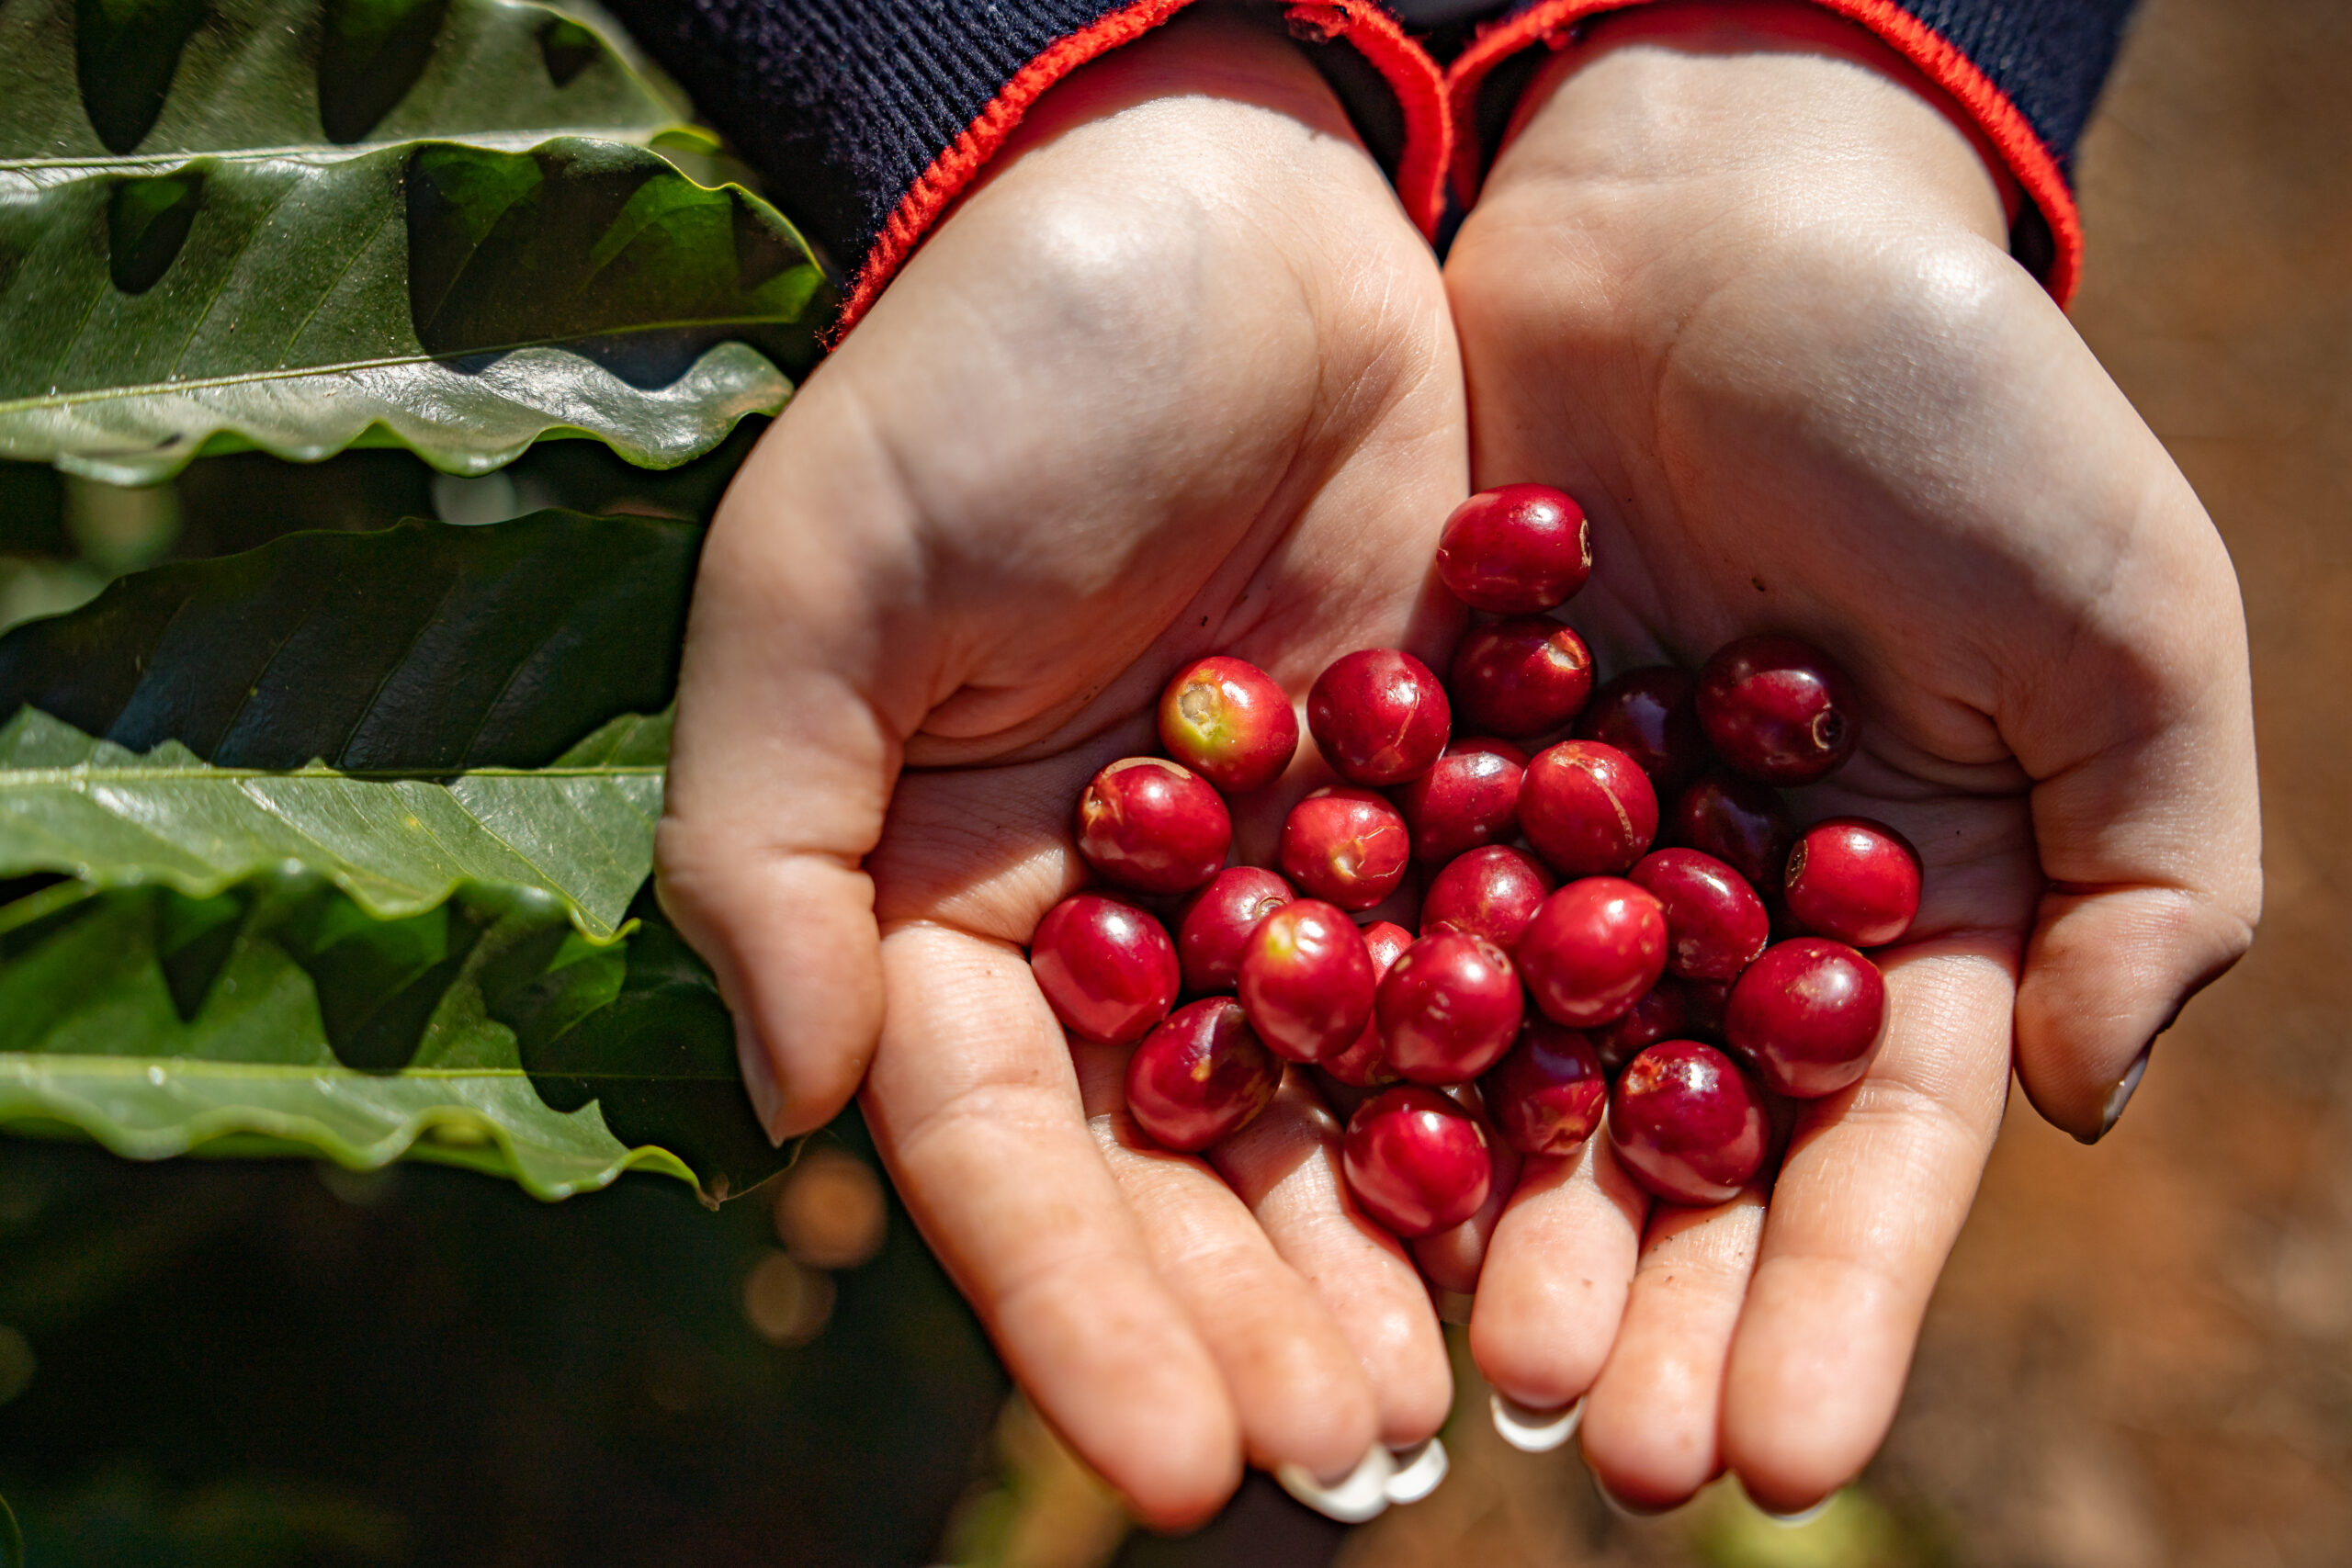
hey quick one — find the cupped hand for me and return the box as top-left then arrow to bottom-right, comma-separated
656,9 -> 1464,1526
1443,1 -> 2260,1514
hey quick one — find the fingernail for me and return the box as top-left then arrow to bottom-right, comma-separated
734,1025 -> 789,1147
1384,1438 -> 1449,1505
1276,1445 -> 1395,1523
1592,1477 -> 1673,1518
1761,1496 -> 1835,1527
1490,1393 -> 1583,1453
2078,1042 -> 2154,1145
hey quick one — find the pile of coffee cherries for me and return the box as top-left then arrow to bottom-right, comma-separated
1027,484 -> 1920,1239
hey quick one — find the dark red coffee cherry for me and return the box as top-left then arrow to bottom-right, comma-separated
1029,894 -> 1181,1044
1278,786 -> 1411,911
1516,876 -> 1668,1028
1306,649 -> 1452,786
1482,1018 -> 1608,1156
1695,634 -> 1859,785
1377,931 -> 1526,1083
1343,1085 -> 1495,1236
1520,739 -> 1659,877
1125,998 -> 1282,1152
1433,484 -> 1592,614
1323,920 -> 1412,1089
1447,617 -> 1594,738
1680,977 -> 1732,1041
1724,938 -> 1887,1098
1670,770 -> 1795,890
1784,817 -> 1922,948
1420,844 -> 1554,953
1628,848 -> 1770,983
1589,979 -> 1697,1074
1573,665 -> 1712,799
1157,655 -> 1300,795
1394,738 -> 1524,865
1238,899 -> 1377,1063
1175,866 -> 1293,995
1075,757 -> 1231,895
1607,1041 -> 1770,1206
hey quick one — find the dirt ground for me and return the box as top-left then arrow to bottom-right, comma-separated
1342,2 -> 2352,1563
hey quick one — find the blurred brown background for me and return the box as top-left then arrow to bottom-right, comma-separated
1342,0 -> 2352,1562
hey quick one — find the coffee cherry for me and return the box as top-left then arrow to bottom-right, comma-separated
1607,1041 -> 1770,1206
1784,817 -> 1921,948
1175,866 -> 1293,995
1420,844 -> 1555,953
1520,740 -> 1659,877
1433,484 -> 1592,613
1589,979 -> 1698,1073
1628,848 -> 1770,982
1573,666 -> 1712,798
1394,738 -> 1525,864
1447,617 -> 1593,738
1156,655 -> 1300,795
1029,894 -> 1181,1044
1125,998 -> 1282,1152
1681,976 -> 1732,1041
1322,920 -> 1413,1089
1378,931 -> 1526,1083
1516,876 -> 1668,1027
1483,1018 -> 1608,1155
1306,649 -> 1452,786
1724,938 -> 1887,1098
1670,770 -> 1794,890
1696,634 -> 1859,785
1238,900 -> 1377,1063
1278,786 -> 1411,911
1075,757 -> 1231,895
1343,1085 -> 1495,1236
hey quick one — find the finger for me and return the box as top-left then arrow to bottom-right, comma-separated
863,921 -> 1241,1529
1071,1046 -> 1383,1481
1466,1135 -> 1648,1411
1209,1075 -> 1454,1445
1410,1134 -> 1521,1296
658,394 -> 922,1140
1719,940 -> 2013,1512
2003,479 -> 2261,1139
1577,1191 -> 1768,1510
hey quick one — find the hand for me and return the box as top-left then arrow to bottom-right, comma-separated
656,9 -> 1464,1525
1442,1 -> 2260,1513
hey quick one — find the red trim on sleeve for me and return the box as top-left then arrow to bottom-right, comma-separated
1441,0 -> 2083,307
836,0 -> 1452,343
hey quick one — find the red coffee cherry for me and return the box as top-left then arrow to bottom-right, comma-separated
1447,617 -> 1594,738
1483,1018 -> 1608,1156
1589,978 -> 1698,1073
1516,876 -> 1668,1028
1394,738 -> 1525,865
1175,866 -> 1294,995
1343,1085 -> 1495,1236
1520,739 -> 1659,876
1784,817 -> 1922,948
1724,938 -> 1887,1098
1306,649 -> 1452,786
1669,770 -> 1794,890
1628,848 -> 1770,982
1125,998 -> 1282,1152
1074,757 -> 1231,895
1029,894 -> 1181,1044
1323,920 -> 1413,1089
1572,665 -> 1712,799
1238,900 -> 1377,1063
1695,634 -> 1859,785
1432,484 -> 1592,614
1607,1041 -> 1770,1206
1278,786 -> 1411,911
1377,931 -> 1526,1084
1157,655 -> 1300,795
1420,844 -> 1554,953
